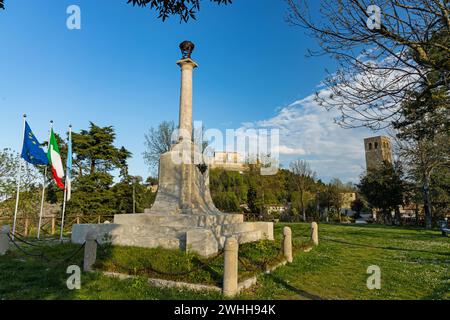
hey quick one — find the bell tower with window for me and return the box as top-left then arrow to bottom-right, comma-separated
364,136 -> 392,171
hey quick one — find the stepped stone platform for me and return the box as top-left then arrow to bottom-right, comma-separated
71,42 -> 274,257
72,213 -> 273,256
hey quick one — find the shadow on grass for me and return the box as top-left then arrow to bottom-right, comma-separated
0,242 -> 225,300
325,223 -> 445,236
0,241 -> 87,300
266,274 -> 324,301
321,237 -> 450,257
322,223 -> 427,231
423,277 -> 450,300
322,224 -> 444,238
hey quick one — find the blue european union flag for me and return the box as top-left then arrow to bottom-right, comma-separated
21,121 -> 49,166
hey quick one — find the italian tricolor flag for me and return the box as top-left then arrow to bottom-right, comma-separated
47,129 -> 65,190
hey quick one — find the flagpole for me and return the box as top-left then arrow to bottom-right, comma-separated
12,114 -> 27,240
37,121 -> 53,239
37,167 -> 47,239
60,125 -> 71,242
67,125 -> 72,203
60,184 -> 67,242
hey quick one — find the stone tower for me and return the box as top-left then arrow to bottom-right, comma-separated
364,136 -> 393,171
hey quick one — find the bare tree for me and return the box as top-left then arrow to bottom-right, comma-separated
143,121 -> 175,171
0,149 -> 17,201
0,149 -> 14,178
0,149 -> 41,195
0,149 -> 42,216
394,132 -> 449,228
285,0 -> 450,130
329,178 -> 346,222
290,160 -> 316,221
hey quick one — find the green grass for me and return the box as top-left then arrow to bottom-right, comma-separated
243,223 -> 450,300
0,223 -> 448,300
93,238 -> 299,286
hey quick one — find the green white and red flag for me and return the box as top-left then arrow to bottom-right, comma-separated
47,128 -> 65,189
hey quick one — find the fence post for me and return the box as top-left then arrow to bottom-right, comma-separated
83,231 -> 98,272
223,237 -> 239,298
0,225 -> 10,256
24,218 -> 29,237
311,222 -> 319,246
76,216 -> 80,224
51,217 -> 56,235
283,227 -> 293,263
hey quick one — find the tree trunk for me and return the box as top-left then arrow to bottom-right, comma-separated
394,206 -> 402,226
415,203 -> 420,227
300,190 -> 306,222
383,210 -> 392,225
90,159 -> 96,175
316,194 -> 320,220
24,218 -> 29,237
423,173 -> 432,229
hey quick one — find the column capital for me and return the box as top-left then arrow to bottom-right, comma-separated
177,58 -> 199,69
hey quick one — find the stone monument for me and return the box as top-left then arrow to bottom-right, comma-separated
72,42 -> 274,257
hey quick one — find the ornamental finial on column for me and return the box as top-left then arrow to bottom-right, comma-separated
180,41 -> 195,59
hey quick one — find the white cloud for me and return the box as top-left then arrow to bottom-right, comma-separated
275,145 -> 307,155
240,91 -> 381,183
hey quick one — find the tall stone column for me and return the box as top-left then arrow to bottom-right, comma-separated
177,42 -> 198,213
177,58 -> 198,142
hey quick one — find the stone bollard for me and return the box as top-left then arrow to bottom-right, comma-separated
24,218 -> 29,237
283,227 -> 293,263
311,222 -> 319,246
223,237 -> 239,298
0,225 -> 10,256
51,217 -> 56,235
83,231 -> 98,272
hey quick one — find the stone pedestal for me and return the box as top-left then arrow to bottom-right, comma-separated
72,214 -> 273,257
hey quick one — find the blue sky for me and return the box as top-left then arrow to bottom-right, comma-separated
0,0 -> 377,182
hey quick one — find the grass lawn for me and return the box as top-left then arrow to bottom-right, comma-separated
0,223 -> 448,300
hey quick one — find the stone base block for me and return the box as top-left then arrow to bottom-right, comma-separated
72,224 -> 118,245
252,222 -> 274,240
235,230 -> 262,244
72,215 -> 274,257
114,213 -> 244,227
186,229 -> 219,257
72,224 -> 182,250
